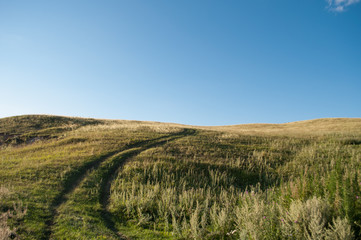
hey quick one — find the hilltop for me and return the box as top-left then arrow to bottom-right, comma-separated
2,114 -> 360,137
1,115 -> 360,240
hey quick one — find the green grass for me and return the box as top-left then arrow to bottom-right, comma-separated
1,115 -> 361,239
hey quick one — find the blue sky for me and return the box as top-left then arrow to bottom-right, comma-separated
1,0 -> 360,125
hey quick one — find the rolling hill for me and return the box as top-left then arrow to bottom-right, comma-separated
1,115 -> 361,239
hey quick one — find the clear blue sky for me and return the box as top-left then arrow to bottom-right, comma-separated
1,0 -> 360,125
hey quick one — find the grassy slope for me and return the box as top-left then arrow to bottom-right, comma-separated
203,118 -> 361,136
0,115 -> 185,239
1,115 -> 361,239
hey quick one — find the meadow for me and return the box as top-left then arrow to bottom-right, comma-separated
1,115 -> 361,239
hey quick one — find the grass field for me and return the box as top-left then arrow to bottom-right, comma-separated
1,115 -> 361,239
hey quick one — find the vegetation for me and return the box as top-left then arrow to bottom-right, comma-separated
1,115 -> 361,239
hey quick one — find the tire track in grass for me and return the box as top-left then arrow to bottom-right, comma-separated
99,129 -> 196,239
43,129 -> 195,240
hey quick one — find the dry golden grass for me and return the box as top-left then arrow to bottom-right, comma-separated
200,118 -> 361,136
78,120 -> 184,134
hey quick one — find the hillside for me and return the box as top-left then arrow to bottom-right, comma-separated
1,115 -> 361,240
204,118 -> 361,136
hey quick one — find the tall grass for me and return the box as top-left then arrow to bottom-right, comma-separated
109,131 -> 361,239
1,116 -> 360,239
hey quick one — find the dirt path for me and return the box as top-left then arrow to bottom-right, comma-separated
43,129 -> 195,240
99,129 -> 196,239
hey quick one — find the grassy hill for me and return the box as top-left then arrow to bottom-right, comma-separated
1,115 -> 361,239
